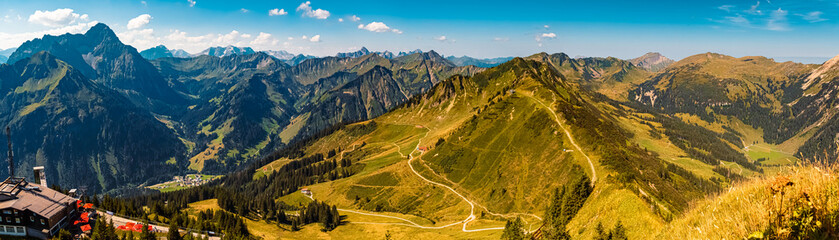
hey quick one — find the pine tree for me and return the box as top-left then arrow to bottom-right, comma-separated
91,217 -> 105,240
542,187 -> 568,239
594,222 -> 610,240
291,217 -> 300,231
169,219 -> 183,240
501,217 -> 525,240
611,221 -> 627,240
331,206 -> 340,229
140,221 -> 156,240
55,229 -> 73,240
107,219 -> 118,239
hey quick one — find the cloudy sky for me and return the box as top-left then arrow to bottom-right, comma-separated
2,0 -> 839,61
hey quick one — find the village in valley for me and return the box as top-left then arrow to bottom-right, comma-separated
147,174 -> 221,193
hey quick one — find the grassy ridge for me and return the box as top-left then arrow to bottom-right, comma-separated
657,164 -> 839,239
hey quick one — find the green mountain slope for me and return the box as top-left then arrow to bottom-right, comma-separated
245,58 -> 725,238
150,49 -> 482,172
0,52 -> 185,193
526,52 -> 652,100
628,53 -> 822,161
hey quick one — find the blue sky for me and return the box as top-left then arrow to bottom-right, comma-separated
1,0 -> 838,62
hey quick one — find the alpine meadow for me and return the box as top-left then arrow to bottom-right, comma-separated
1,1 -> 838,240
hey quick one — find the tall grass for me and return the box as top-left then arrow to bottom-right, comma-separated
656,162 -> 839,239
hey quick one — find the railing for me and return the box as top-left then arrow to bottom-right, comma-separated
93,208 -> 223,238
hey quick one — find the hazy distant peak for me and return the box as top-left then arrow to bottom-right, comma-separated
630,52 -> 675,72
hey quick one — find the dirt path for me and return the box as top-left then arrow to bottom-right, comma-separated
308,124 -> 542,233
525,94 -> 598,184
404,129 -> 507,232
305,190 -> 464,229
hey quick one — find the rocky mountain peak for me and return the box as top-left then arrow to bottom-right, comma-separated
630,52 -> 675,72
84,23 -> 120,43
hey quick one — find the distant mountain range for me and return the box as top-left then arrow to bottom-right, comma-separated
0,48 -> 16,63
139,45 -> 520,69
445,55 -> 514,68
0,23 -> 480,193
334,47 -> 423,59
139,45 -> 191,59
138,45 -> 317,66
199,45 -> 256,57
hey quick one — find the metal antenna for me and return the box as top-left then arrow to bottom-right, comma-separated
6,126 -> 13,178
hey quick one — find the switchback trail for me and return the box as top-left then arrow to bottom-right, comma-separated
404,129 -> 505,232
307,125 -> 537,232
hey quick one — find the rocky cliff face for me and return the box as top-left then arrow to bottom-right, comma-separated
8,23 -> 186,113
301,66 -> 408,137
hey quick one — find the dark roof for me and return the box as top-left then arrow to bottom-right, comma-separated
0,178 -> 75,219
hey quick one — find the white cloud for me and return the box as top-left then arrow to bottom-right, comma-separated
269,8 -> 288,16
745,1 -> 761,15
251,32 -> 273,45
296,1 -> 330,19
767,8 -> 789,31
127,14 -> 152,30
141,1 -> 147,6
493,37 -> 509,42
350,15 -> 361,22
0,21 -> 99,49
240,8 -> 249,13
358,22 -> 393,32
250,32 -> 281,49
535,32 -> 557,47
718,5 -> 734,12
219,30 -> 251,43
357,21 -> 401,34
118,28 -> 157,50
338,18 -> 343,22
435,36 -> 447,41
797,11 -> 827,23
187,0 -> 196,7
28,8 -> 90,27
3,14 -> 23,23
309,35 -> 320,42
722,15 -> 751,27
161,29 -> 256,52
544,25 -> 550,29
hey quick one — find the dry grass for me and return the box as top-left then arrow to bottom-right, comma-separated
656,163 -> 839,239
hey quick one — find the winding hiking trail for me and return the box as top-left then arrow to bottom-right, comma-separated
307,125 -> 542,233
404,129 -> 506,232
305,186 -> 465,230
525,94 -> 598,184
